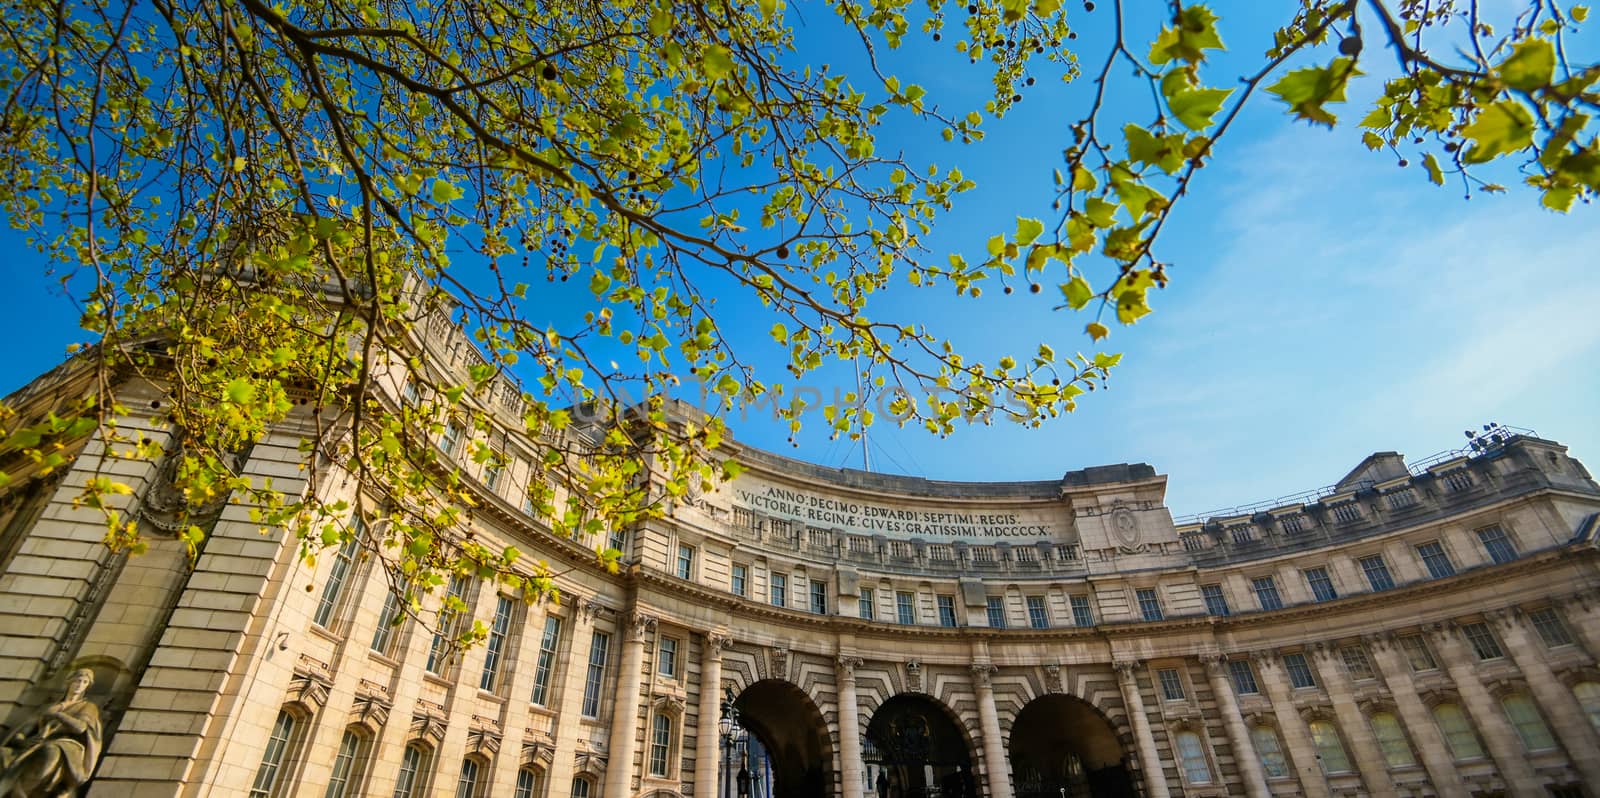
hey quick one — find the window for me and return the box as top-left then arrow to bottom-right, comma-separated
1416,541 -> 1455,579
1228,660 -> 1259,694
371,588 -> 407,656
514,769 -> 541,798
530,615 -> 562,705
582,631 -> 610,717
771,573 -> 787,608
1502,694 -> 1557,750
937,595 -> 958,627
675,543 -> 695,580
427,575 -> 471,676
1478,525 -> 1518,564
1530,607 -> 1574,647
649,713 -> 673,776
1304,567 -> 1338,602
456,758 -> 484,798
1462,622 -> 1504,660
731,564 -> 748,597
1027,596 -> 1050,628
607,528 -> 628,555
1136,588 -> 1163,621
1251,576 -> 1283,611
1433,704 -> 1484,760
1370,712 -> 1416,768
1340,646 -> 1375,681
315,522 -> 363,628
393,743 -> 431,798
1283,653 -> 1316,689
480,595 -> 515,692
896,591 -> 916,624
1572,682 -> 1600,733
403,379 -> 421,405
658,636 -> 679,678
571,776 -> 593,798
1399,635 -> 1437,671
810,580 -> 828,615
1158,668 -> 1185,701
859,588 -> 876,620
483,459 -> 503,492
249,709 -> 298,798
1070,595 -> 1094,627
440,420 -> 464,455
1174,731 -> 1212,784
1251,726 -> 1289,779
1308,720 -> 1352,773
1359,555 -> 1395,591
1200,584 -> 1230,616
324,729 -> 368,798
986,596 -> 1007,628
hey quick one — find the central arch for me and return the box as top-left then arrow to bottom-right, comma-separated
733,679 -> 833,798
1008,695 -> 1134,798
865,693 -> 976,798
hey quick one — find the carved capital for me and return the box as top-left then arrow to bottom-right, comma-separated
1199,654 -> 1228,676
705,631 -> 733,654
1249,650 -> 1279,669
970,663 -> 997,688
1486,607 -> 1524,635
1112,661 -> 1142,680
625,609 -> 657,639
579,597 -> 606,622
837,655 -> 864,675
1364,630 -> 1396,653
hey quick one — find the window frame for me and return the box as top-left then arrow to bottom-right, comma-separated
1303,566 -> 1338,602
675,543 -> 695,580
648,712 -> 675,777
1026,595 -> 1050,629
314,520 -> 365,630
323,727 -> 370,798
1477,525 -> 1518,564
1251,575 -> 1284,611
730,563 -> 748,597
859,587 -> 876,620
1369,711 -> 1416,769
1157,668 -> 1186,701
1433,703 -> 1485,761
1282,652 -> 1317,689
770,572 -> 788,608
529,614 -> 562,706
1415,540 -> 1456,579
393,742 -> 433,798
1529,607 -> 1574,647
1501,693 -> 1557,751
936,594 -> 958,627
1251,726 -> 1290,779
1308,719 -> 1353,774
1358,554 -> 1395,591
582,630 -> 611,718
248,707 -> 303,798
479,594 -> 517,693
657,635 -> 679,679
1200,584 -> 1230,616
896,591 -> 916,625
1174,730 -> 1213,785
1070,595 -> 1094,627
1135,587 -> 1164,621
986,596 -> 1007,628
1461,622 -> 1504,660
809,579 -> 828,615
1228,659 -> 1259,694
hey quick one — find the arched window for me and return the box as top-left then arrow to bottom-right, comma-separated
649,713 -> 674,777
1501,694 -> 1557,751
514,768 -> 543,798
314,517 -> 365,628
1308,720 -> 1352,774
1432,703 -> 1484,760
571,775 -> 594,798
324,727 -> 371,798
393,743 -> 433,798
455,757 -> 487,798
249,708 -> 303,798
1368,712 -> 1416,768
1173,730 -> 1212,784
1250,726 -> 1289,779
1572,682 -> 1600,734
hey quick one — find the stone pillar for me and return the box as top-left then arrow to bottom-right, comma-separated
1251,652 -> 1329,798
1201,656 -> 1270,798
1113,662 -> 1170,798
605,609 -> 655,798
1309,644 -> 1395,797
1489,609 -> 1600,786
971,664 -> 1014,798
838,656 -> 866,798
1428,623 -> 1541,798
695,633 -> 731,798
1365,633 -> 1468,796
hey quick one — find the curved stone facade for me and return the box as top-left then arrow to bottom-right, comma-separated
2,351 -> 1600,798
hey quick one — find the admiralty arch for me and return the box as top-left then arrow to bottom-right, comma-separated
3,331 -> 1600,798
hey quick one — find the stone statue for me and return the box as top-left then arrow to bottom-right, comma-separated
0,668 -> 104,797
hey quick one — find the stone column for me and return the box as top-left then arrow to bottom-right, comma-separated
1428,623 -> 1541,798
1251,652 -> 1328,798
1309,644 -> 1395,797
971,664 -> 1015,798
1365,633 -> 1468,796
838,656 -> 866,798
1113,662 -> 1170,798
1201,656 -> 1270,798
695,633 -> 731,798
605,609 -> 656,798
1489,609 -> 1600,786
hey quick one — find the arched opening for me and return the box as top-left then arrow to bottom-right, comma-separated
864,693 -> 975,798
1008,695 -> 1134,798
733,679 -> 834,798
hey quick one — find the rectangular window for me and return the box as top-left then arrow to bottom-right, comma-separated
582,631 -> 611,717
402,379 -> 421,405
248,709 -> 297,798
1303,567 -> 1338,602
986,596 -> 1007,628
1340,645 -> 1375,681
530,615 -> 562,706
1359,555 -> 1395,591
649,714 -> 673,776
859,588 -> 876,620
314,522 -> 363,628
1158,668 -> 1186,701
1400,635 -> 1438,671
483,458 -> 503,492
1416,541 -> 1456,579
440,420 -> 464,456
426,575 -> 471,676
937,595 -> 958,627
1462,622 -> 1504,660
1026,596 -> 1050,629
1228,660 -> 1259,694
608,528 -> 628,555
771,573 -> 787,608
479,595 -> 515,692
1478,526 -> 1518,564
1530,607 -> 1574,647
896,591 -> 916,625
658,636 -> 678,678
675,544 -> 695,580
1136,588 -> 1164,621
371,586 -> 406,657
1251,576 -> 1284,611
810,580 -> 828,615
1200,584 -> 1230,616
1070,595 -> 1094,627
1283,652 -> 1317,689
731,564 -> 748,597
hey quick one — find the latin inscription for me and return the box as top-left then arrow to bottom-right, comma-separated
730,483 -> 1064,540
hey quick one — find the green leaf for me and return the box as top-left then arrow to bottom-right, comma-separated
1015,217 -> 1045,247
1086,322 -> 1110,341
703,45 -> 734,81
1059,276 -> 1093,309
1423,153 -> 1444,185
1542,185 -> 1578,212
1497,39 -> 1555,91
1266,58 -> 1361,128
1461,100 -> 1535,164
431,180 -> 464,203
1168,87 -> 1232,130
224,378 -> 255,405
1148,5 -> 1226,66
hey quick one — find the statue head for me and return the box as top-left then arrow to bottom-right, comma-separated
65,668 -> 94,699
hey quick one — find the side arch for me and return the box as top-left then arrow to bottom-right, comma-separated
1008,694 -> 1135,798
734,678 -> 834,798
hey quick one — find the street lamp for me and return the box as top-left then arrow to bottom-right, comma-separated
720,688 -> 745,798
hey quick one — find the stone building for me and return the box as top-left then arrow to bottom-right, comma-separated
3,327 -> 1600,798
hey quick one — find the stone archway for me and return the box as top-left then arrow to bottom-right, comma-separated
733,679 -> 834,798
1007,695 -> 1133,798
864,694 -> 976,798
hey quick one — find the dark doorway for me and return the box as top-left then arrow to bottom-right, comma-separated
864,694 -> 976,798
1008,695 -> 1134,798
733,680 -> 834,798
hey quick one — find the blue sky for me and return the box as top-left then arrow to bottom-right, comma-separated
2,3 -> 1595,517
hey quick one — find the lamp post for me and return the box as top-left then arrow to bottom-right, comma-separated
719,688 -> 744,798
